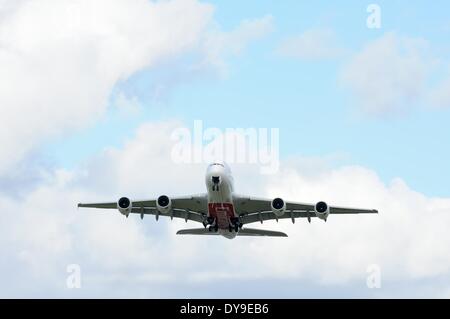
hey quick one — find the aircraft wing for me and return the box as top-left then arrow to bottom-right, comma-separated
233,195 -> 378,225
78,194 -> 208,224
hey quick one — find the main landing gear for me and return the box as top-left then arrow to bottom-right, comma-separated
228,217 -> 243,233
203,217 -> 243,233
203,216 -> 214,228
209,224 -> 219,232
204,217 -> 219,232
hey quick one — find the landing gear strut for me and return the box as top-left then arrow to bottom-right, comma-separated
209,224 -> 219,232
228,217 -> 243,233
212,176 -> 220,191
205,217 -> 218,232
203,216 -> 215,228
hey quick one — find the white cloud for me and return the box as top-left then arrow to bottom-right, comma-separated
427,69 -> 450,109
264,167 -> 450,283
0,0 -> 215,176
198,15 -> 274,75
112,91 -> 142,115
278,30 -> 450,115
277,28 -> 344,61
340,33 -> 432,116
1,2 -> 449,297
1,120 -> 450,297
0,0 -> 272,177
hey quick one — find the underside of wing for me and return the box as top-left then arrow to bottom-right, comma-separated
329,206 -> 379,214
135,195 -> 208,214
131,207 -> 205,223
233,195 -> 316,215
233,194 -> 378,225
78,202 -> 117,209
77,194 -> 208,224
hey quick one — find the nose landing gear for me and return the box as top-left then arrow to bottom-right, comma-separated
212,176 -> 220,191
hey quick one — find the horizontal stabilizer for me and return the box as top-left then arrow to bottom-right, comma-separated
176,228 -> 221,236
238,228 -> 288,237
176,228 -> 288,237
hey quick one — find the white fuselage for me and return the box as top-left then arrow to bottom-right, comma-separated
205,162 -> 237,239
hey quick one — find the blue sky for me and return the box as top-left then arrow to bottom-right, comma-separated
45,0 -> 450,197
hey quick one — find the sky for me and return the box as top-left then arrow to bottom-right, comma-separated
1,0 -> 450,298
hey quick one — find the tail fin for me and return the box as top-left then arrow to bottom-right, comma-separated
176,228 -> 287,237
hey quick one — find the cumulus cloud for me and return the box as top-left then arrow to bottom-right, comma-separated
277,28 -> 345,61
279,30 -> 450,115
427,69 -> 450,109
0,0 -> 215,176
0,1 -> 275,296
1,2 -> 449,298
265,166 -> 450,283
340,33 -> 433,116
1,120 -> 450,297
198,15 -> 274,75
0,0 -> 272,177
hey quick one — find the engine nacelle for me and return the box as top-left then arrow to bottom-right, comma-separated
117,197 -> 132,215
157,195 -> 172,214
271,198 -> 286,217
314,201 -> 330,221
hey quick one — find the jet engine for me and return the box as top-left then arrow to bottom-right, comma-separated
157,195 -> 172,214
271,198 -> 286,217
117,197 -> 132,216
314,201 -> 330,221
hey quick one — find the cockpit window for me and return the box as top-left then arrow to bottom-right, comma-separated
212,163 -> 224,167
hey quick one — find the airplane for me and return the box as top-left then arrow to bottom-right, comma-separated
78,161 -> 378,239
